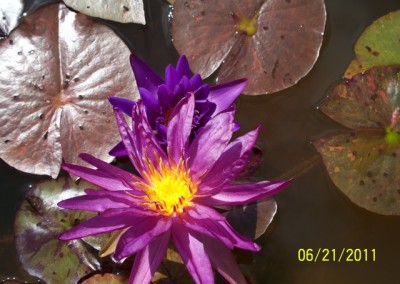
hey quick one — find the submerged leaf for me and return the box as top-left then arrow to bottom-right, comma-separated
0,0 -> 24,37
0,4 -> 138,178
14,176 -> 102,283
172,0 -> 326,95
345,11 -> 400,79
63,0 -> 146,25
81,273 -> 128,284
225,198 -> 277,240
315,65 -> 400,215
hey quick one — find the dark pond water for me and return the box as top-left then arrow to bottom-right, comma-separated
1,0 -> 400,283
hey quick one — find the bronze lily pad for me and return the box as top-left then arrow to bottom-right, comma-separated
314,65 -> 400,215
172,0 -> 326,95
0,4 -> 138,178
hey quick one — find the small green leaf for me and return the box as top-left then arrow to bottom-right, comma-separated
345,10 -> 400,78
14,176 -> 102,283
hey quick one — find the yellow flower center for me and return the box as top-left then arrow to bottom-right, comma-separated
137,157 -> 197,216
236,12 -> 259,37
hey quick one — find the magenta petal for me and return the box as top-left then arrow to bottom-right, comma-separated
208,79 -> 247,115
199,180 -> 292,206
114,217 -> 171,261
202,235 -> 246,284
172,219 -> 214,284
188,204 -> 225,221
109,140 -> 128,157
58,208 -> 155,240
128,231 -> 170,284
188,108 -> 235,179
108,96 -> 135,116
79,153 -> 139,191
199,127 -> 260,193
58,190 -> 137,212
167,93 -> 195,163
130,54 -> 163,94
62,163 -> 133,192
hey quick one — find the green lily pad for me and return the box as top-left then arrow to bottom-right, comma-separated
315,65 -> 400,215
14,176 -> 102,283
345,10 -> 400,79
81,273 -> 128,284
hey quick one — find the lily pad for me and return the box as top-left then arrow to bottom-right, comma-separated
0,3 -> 138,178
152,247 -> 193,284
14,176 -> 103,283
81,273 -> 128,284
172,0 -> 326,95
314,65 -> 400,215
345,11 -> 400,79
0,0 -> 24,37
63,0 -> 146,25
224,198 -> 277,240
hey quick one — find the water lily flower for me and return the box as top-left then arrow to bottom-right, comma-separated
108,55 -> 247,156
58,96 -> 291,284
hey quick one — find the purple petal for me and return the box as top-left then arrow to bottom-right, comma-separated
114,217 -> 171,261
167,93 -> 195,163
108,96 -> 136,116
59,208 -> 156,240
172,219 -> 214,284
79,153 -> 138,188
130,54 -> 163,94
176,55 -> 191,79
165,65 -> 179,90
202,235 -> 247,284
128,231 -> 170,284
58,189 -> 139,212
182,215 -> 259,251
208,79 -> 247,115
189,74 -> 202,90
199,180 -> 292,206
114,105 -> 167,174
199,127 -> 260,193
139,87 -> 159,123
62,163 -> 133,192
109,140 -> 128,157
194,84 -> 210,100
187,204 -> 225,221
188,108 -> 235,180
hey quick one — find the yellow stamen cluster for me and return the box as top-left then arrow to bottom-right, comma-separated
137,157 -> 197,216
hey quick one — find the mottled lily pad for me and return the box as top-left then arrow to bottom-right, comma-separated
81,273 -> 128,284
0,0 -> 24,37
345,11 -> 400,79
172,0 -> 326,95
14,176 -> 103,283
0,3 -> 138,178
225,198 -> 277,240
314,65 -> 400,215
63,0 -> 145,25
152,247 -> 193,284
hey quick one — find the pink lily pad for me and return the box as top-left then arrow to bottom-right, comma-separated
14,176 -> 103,283
0,3 -> 138,178
172,0 -> 326,95
0,0 -> 24,37
314,65 -> 400,215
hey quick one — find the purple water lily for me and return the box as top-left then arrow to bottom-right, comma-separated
58,96 -> 291,284
109,55 -> 247,156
